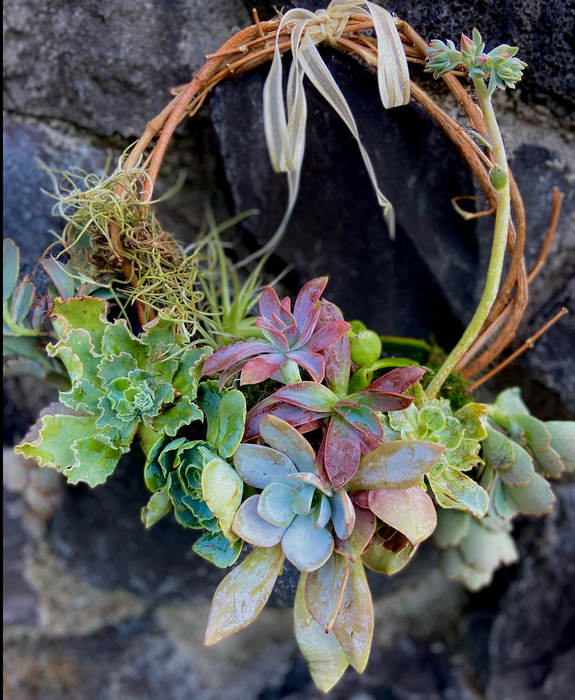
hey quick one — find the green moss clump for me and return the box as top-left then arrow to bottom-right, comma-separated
421,368 -> 472,411
239,379 -> 284,411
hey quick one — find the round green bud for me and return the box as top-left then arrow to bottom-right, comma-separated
489,164 -> 507,192
350,330 -> 382,368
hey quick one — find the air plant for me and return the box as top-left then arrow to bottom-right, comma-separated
202,277 -> 351,386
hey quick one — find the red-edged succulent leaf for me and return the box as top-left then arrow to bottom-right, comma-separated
293,277 -> 328,328
325,413 -> 361,489
245,400 -> 321,440
283,323 -> 300,346
297,307 -> 322,347
205,544 -> 284,645
260,414 -> 317,474
255,318 -> 290,352
317,300 -> 350,397
305,552 -> 350,632
281,296 -> 291,311
348,391 -> 414,412
332,559 -> 374,673
271,382 -> 337,412
258,286 -> 284,322
358,430 -> 385,455
368,487 -> 437,545
348,440 -> 446,491
286,351 -> 325,383
240,354 -> 286,385
366,366 -> 426,394
203,341 -> 273,375
306,320 -> 352,353
334,504 -> 377,562
335,404 -> 383,440
330,488 -> 356,539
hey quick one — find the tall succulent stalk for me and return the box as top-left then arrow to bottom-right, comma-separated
424,31 -> 525,400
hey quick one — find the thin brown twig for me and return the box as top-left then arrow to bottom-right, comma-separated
469,307 -> 569,390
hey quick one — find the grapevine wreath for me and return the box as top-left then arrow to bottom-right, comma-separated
4,1 -> 573,692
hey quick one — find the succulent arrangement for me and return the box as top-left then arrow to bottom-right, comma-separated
3,3 -> 574,694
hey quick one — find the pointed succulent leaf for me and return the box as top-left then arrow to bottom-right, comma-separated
41,257 -> 76,301
330,488 -> 356,540
432,508 -> 471,549
271,381 -> 337,412
368,487 -> 437,545
506,472 -> 555,515
141,487 -> 172,528
362,541 -> 418,575
202,457 -> 244,540
324,413 -> 361,489
366,366 -> 426,394
233,444 -> 297,488
335,404 -> 383,440
193,531 -> 243,568
202,340 -> 273,375
347,390 -> 413,412
281,514 -> 334,572
427,465 -> 489,516
205,544 -> 285,645
292,484 -> 316,515
349,440 -> 445,491
258,482 -> 296,527
232,495 -> 287,546
294,573 -> 348,693
314,494 -> 332,530
260,415 -> 317,473
245,398 -> 319,440
241,353 -> 287,384
332,559 -> 374,673
546,421 -> 575,472
293,277 -> 328,328
305,320 -> 352,353
285,350 -> 324,383
317,300 -> 351,396
334,504 -> 376,561
11,277 -> 35,323
305,552 -> 350,632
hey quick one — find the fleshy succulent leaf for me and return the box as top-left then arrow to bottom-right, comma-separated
362,540 -> 418,575
368,487 -> 437,545
233,444 -> 297,488
325,413 -> 362,489
281,514 -> 334,572
259,415 -> 317,474
192,531 -> 243,568
232,495 -> 287,546
334,504 -> 377,562
305,552 -> 350,632
141,487 -> 172,528
202,457 -> 244,540
205,544 -> 285,645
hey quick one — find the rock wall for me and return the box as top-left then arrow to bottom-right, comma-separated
3,1 -> 574,699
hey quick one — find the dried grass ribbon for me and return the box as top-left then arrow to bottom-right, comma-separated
239,1 -> 409,267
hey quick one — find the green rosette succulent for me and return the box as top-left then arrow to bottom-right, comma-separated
142,382 -> 247,567
383,398 -> 490,516
433,509 -> 518,591
15,296 -> 209,486
479,388 -> 574,523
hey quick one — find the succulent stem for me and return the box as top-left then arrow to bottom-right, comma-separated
280,359 -> 302,384
426,78 -> 510,400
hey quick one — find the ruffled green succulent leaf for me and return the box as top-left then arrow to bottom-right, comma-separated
141,487 -> 172,528
494,387 -> 530,416
458,517 -> 519,572
172,346 -> 211,397
215,389 -> 246,458
151,397 -> 203,437
334,504 -> 376,562
332,559 -> 374,673
419,405 -> 446,433
101,321 -> 149,367
281,514 -> 334,572
454,402 -> 488,441
546,421 -> 575,472
505,472 -> 555,515
362,540 -> 418,575
140,315 -> 180,353
446,437 -> 483,471
202,457 -> 243,540
3,239 -> 19,300
260,415 -> 317,474
192,530 -> 243,568
49,328 -> 102,387
305,552 -> 350,632
368,487 -> 437,545
205,544 -> 285,646
294,573 -> 348,693
51,297 -> 107,349
348,440 -> 445,491
427,464 -> 489,516
233,444 -> 297,489
432,508 -> 471,549
498,442 -> 533,487
15,406 -> 125,486
482,427 -> 514,470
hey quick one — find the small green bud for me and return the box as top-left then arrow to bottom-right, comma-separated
348,319 -> 367,340
350,330 -> 382,368
489,164 -> 507,191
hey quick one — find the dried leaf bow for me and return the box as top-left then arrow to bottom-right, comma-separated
245,1 -> 410,265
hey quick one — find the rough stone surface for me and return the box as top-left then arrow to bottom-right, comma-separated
3,1 -> 575,699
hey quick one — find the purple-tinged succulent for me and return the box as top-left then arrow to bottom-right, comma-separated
231,415 -> 355,572
202,277 -> 351,387
245,303 -> 425,490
